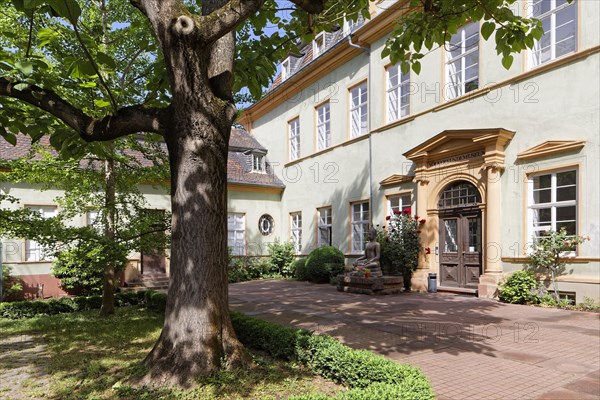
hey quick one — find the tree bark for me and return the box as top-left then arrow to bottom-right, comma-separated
141,0 -> 249,384
100,152 -> 117,316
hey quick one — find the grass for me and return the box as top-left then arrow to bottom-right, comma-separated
0,307 -> 341,399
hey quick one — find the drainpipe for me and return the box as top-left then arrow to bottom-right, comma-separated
348,35 -> 373,225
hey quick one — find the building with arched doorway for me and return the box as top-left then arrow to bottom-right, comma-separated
240,0 -> 600,301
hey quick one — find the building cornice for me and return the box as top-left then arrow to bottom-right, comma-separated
516,140 -> 586,161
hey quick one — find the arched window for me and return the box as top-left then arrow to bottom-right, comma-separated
438,181 -> 481,209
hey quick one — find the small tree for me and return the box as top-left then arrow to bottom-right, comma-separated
381,210 -> 426,290
267,238 -> 296,277
529,227 -> 589,300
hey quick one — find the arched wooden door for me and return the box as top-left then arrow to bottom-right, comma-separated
438,181 -> 482,289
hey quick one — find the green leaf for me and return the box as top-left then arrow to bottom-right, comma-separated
68,60 -> 96,78
13,83 -> 30,91
96,52 -> 116,70
47,0 -> 81,25
481,21 -> 495,41
79,81 -> 97,88
501,55 -> 514,70
38,27 -> 59,47
15,60 -> 33,75
93,98 -> 111,108
0,127 -> 18,146
411,61 -> 421,75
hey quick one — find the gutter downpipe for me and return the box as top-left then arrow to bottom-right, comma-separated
348,35 -> 374,226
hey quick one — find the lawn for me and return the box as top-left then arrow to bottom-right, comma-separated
0,307 -> 341,400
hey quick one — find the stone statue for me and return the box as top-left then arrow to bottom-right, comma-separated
353,227 -> 383,277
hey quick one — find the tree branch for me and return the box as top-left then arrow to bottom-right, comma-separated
0,77 -> 170,141
201,0 -> 324,43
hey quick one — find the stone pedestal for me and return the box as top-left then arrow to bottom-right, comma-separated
337,275 -> 404,295
478,273 -> 502,299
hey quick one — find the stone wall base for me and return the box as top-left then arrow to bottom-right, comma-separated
478,273 -> 503,299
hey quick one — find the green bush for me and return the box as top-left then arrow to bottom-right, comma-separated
231,312 -> 433,400
52,241 -> 127,295
268,238 -> 297,277
498,271 -> 540,304
144,290 -> 167,312
294,258 -> 309,281
305,247 -> 345,283
228,257 -> 280,283
1,265 -> 24,301
0,290 -> 154,319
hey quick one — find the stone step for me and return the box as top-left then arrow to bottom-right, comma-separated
126,279 -> 170,288
120,285 -> 169,293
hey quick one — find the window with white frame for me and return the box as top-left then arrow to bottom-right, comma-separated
25,205 -> 57,261
388,193 -> 412,216
530,0 -> 577,67
251,153 -> 265,172
290,212 -> 302,254
351,201 -> 370,253
318,207 -> 332,247
227,213 -> 246,256
386,65 -> 410,122
313,32 -> 325,58
281,58 -> 291,81
316,102 -> 331,150
350,82 -> 368,137
288,118 -> 300,160
528,169 -> 577,243
446,22 -> 479,100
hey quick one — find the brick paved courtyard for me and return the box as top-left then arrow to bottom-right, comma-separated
230,280 -> 600,400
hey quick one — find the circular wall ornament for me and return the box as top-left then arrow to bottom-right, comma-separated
258,214 -> 274,236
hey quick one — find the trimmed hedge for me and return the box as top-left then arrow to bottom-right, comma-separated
0,290 -> 159,319
230,312 -> 434,400
305,247 -> 345,283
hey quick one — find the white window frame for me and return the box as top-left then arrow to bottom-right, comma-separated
527,168 -> 578,252
227,213 -> 246,256
445,22 -> 479,100
25,205 -> 57,261
316,102 -> 331,150
317,207 -> 332,248
351,201 -> 370,254
350,82 -> 368,138
388,194 -> 412,217
386,65 -> 410,122
251,153 -> 265,172
281,58 -> 291,81
529,0 -> 578,68
313,32 -> 325,58
288,118 -> 300,161
290,212 -> 302,254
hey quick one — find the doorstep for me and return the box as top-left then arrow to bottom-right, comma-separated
437,286 -> 478,295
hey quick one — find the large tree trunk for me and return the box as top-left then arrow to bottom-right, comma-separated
142,2 -> 248,380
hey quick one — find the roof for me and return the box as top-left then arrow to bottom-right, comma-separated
0,129 -> 284,190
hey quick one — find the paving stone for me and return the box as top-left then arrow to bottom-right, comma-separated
230,280 -> 600,400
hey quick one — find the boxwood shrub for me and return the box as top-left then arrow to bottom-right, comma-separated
305,247 -> 345,283
0,290 -> 157,319
294,258 -> 309,281
230,312 -> 434,400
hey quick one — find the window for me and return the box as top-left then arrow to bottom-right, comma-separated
445,22 -> 479,100
258,214 -> 274,236
530,0 -> 577,67
281,58 -> 291,81
316,102 -> 331,150
318,207 -> 332,247
350,82 -> 368,137
313,32 -> 325,58
252,153 -> 265,172
288,118 -> 300,160
25,205 -> 57,261
388,194 -> 412,216
227,213 -> 246,256
290,212 -> 302,254
386,65 -> 410,122
528,169 -> 577,242
351,201 -> 370,253
86,210 -> 100,226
